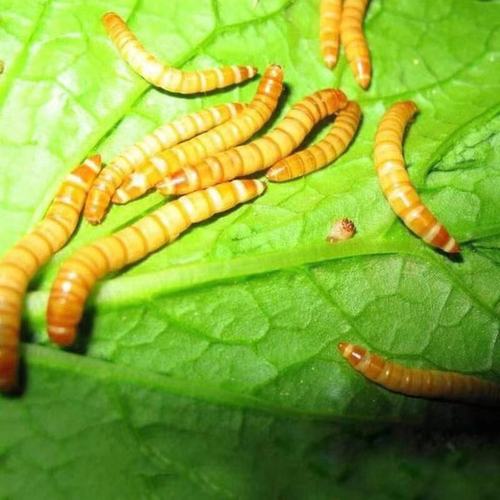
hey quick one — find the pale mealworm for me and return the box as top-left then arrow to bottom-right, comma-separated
103,12 -> 257,94
0,156 -> 102,391
340,0 -> 371,89
338,342 -> 500,406
374,101 -> 459,253
84,102 -> 246,224
326,218 -> 356,243
114,64 -> 284,203
320,0 -> 343,69
266,100 -> 361,182
157,88 -> 348,195
47,179 -> 266,347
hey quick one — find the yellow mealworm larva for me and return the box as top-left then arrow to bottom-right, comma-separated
103,12 -> 257,94
326,218 -> 356,243
47,179 -> 265,347
338,342 -> 500,406
374,101 -> 460,253
114,64 -> 284,203
0,156 -> 102,392
84,102 -> 246,224
157,88 -> 348,195
266,101 -> 361,182
340,0 -> 371,89
320,0 -> 343,69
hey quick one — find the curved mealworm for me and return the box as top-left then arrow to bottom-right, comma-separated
266,101 -> 361,182
157,88 -> 348,195
326,218 -> 356,243
47,179 -> 265,347
374,101 -> 459,253
114,64 -> 284,203
103,12 -> 257,94
338,342 -> 500,406
0,156 -> 101,391
340,0 -> 371,89
320,0 -> 342,69
84,102 -> 246,224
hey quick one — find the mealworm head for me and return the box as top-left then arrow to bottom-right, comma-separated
326,218 -> 356,243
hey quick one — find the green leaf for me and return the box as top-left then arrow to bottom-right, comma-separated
1,0 -> 500,497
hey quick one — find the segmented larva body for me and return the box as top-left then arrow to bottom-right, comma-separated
320,0 -> 343,69
0,156 -> 102,391
266,101 -> 361,182
84,103 -> 246,224
338,342 -> 500,406
114,64 -> 284,203
103,12 -> 257,94
374,101 -> 459,253
158,88 -> 348,195
47,179 -> 265,347
340,0 -> 371,89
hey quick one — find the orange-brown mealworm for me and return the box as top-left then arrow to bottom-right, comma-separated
339,342 -> 500,406
0,156 -> 101,391
114,64 -> 284,203
266,100 -> 361,182
103,12 -> 257,94
374,101 -> 459,253
157,88 -> 348,195
84,103 -> 246,224
47,179 -> 265,347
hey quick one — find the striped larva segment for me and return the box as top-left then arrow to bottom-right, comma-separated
47,179 -> 265,347
267,101 -> 361,182
114,64 -> 284,203
320,0 -> 343,69
374,101 -> 459,253
0,156 -> 102,391
158,88 -> 348,195
338,342 -> 500,406
84,102 -> 246,224
103,12 -> 257,94
340,0 -> 371,89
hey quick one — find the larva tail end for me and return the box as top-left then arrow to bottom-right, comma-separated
265,64 -> 284,79
354,60 -> 371,90
323,54 -> 338,69
0,348 -> 19,393
84,210 -> 104,225
88,154 -> 102,167
338,343 -> 366,367
337,342 -> 349,355
47,324 -> 77,347
266,164 -> 286,182
445,239 -> 461,254
102,11 -> 119,24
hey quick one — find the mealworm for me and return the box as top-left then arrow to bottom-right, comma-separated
84,103 -> 246,224
320,0 -> 342,69
374,101 -> 460,253
0,156 -> 101,391
338,342 -> 500,406
114,64 -> 284,203
340,0 -> 371,89
266,100 -> 361,182
47,179 -> 265,347
103,12 -> 257,94
326,218 -> 356,243
157,88 -> 348,195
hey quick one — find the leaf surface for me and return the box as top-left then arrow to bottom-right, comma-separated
1,0 -> 500,497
